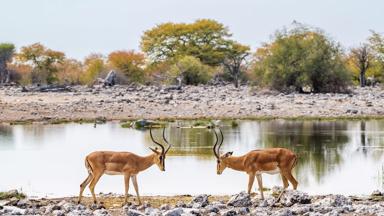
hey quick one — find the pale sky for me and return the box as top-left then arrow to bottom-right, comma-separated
1,0 -> 383,60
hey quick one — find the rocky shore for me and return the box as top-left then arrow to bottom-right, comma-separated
0,84 -> 384,123
1,188 -> 384,216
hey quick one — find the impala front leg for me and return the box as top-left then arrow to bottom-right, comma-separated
256,174 -> 264,200
124,173 -> 131,205
247,173 -> 255,194
131,175 -> 142,205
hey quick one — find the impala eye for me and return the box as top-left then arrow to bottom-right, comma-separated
160,156 -> 163,160
217,160 -> 220,163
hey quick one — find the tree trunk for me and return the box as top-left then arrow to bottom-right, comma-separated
0,63 -> 5,84
360,70 -> 366,87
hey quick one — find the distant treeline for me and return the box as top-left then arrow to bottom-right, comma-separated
1,20 -> 383,93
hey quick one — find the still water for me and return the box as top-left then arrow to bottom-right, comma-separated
1,120 -> 384,197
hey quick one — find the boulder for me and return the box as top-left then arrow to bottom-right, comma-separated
371,190 -> 382,196
317,195 -> 352,207
227,191 -> 252,207
280,190 -> 311,207
189,194 -> 209,208
0,206 -> 26,215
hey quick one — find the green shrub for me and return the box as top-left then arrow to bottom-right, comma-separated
252,24 -> 351,93
169,56 -> 214,85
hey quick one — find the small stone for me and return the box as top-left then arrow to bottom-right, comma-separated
126,209 -> 145,216
238,207 -> 250,215
164,207 -> 183,216
160,204 -> 171,211
175,201 -> 187,208
222,209 -> 237,216
371,190 -> 382,196
276,208 -> 293,216
93,209 -> 110,216
52,209 -> 66,216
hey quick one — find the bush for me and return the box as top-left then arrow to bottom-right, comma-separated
252,24 -> 351,93
169,56 -> 214,85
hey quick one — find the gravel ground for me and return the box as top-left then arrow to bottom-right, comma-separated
1,188 -> 384,215
0,84 -> 384,123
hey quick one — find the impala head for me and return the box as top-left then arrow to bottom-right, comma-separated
212,127 -> 233,175
149,127 -> 172,171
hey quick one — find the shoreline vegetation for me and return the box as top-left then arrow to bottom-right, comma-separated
1,189 -> 384,215
1,84 -> 384,125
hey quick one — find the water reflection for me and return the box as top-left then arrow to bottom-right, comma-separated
0,120 -> 384,196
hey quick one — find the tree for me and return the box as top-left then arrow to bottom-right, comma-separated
252,24 -> 351,93
349,44 -> 372,87
169,56 -> 213,85
367,31 -> 384,83
57,59 -> 83,85
141,19 -> 231,66
222,41 -> 250,87
108,50 -> 145,83
81,54 -> 106,85
369,31 -> 384,62
0,43 -> 15,83
18,43 -> 65,84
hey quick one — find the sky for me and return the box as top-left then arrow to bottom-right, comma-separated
1,0 -> 383,60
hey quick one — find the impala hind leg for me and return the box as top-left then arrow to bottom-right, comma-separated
281,173 -> 289,189
131,175 -> 142,205
124,173 -> 131,205
247,173 -> 255,194
78,174 -> 92,204
256,174 -> 264,200
88,172 -> 103,204
283,171 -> 298,189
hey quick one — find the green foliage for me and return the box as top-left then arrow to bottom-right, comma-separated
192,120 -> 213,127
222,41 -> 250,87
369,31 -> 384,62
141,19 -> 231,66
18,43 -> 65,84
108,50 -> 146,83
0,43 -> 15,63
367,31 -> 384,83
0,43 -> 16,83
120,121 -> 133,128
231,120 -> 239,128
169,56 -> 213,85
0,190 -> 26,200
252,24 -> 351,93
81,54 -> 106,85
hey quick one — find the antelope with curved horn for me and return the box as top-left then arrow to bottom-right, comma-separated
212,128 -> 298,199
78,127 -> 172,205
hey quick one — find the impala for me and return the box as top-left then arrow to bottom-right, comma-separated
78,127 -> 171,205
212,128 -> 298,200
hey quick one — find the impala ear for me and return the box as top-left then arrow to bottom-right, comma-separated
225,151 -> 233,157
149,147 -> 160,154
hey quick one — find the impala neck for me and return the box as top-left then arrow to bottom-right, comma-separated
225,156 -> 246,172
138,153 -> 157,172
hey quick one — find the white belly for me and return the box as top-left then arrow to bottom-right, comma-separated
256,168 -> 280,175
104,171 -> 123,175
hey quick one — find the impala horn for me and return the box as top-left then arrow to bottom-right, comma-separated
149,127 -> 165,155
163,127 -> 172,154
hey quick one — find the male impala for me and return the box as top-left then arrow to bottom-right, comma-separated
78,127 -> 171,205
212,128 -> 298,199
